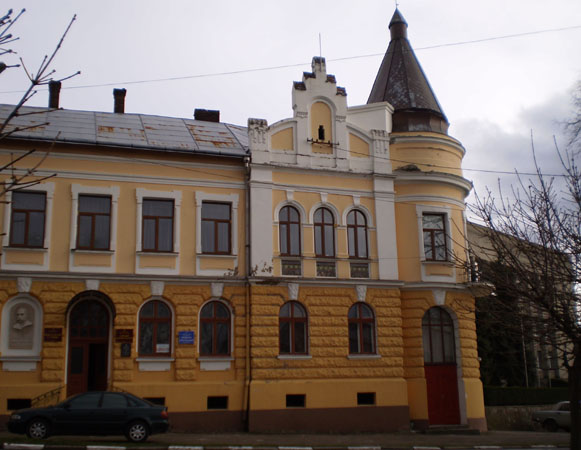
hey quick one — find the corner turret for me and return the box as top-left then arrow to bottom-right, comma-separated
368,9 -> 449,134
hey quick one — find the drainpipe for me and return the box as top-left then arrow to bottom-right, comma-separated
242,155 -> 252,431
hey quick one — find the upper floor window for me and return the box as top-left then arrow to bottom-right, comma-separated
422,213 -> 448,261
279,301 -> 308,355
314,207 -> 335,258
77,195 -> 111,250
142,199 -> 174,252
347,210 -> 368,259
279,206 -> 301,256
202,202 -> 231,254
422,307 -> 455,364
139,300 -> 172,356
348,303 -> 376,354
200,301 -> 230,356
9,191 -> 46,248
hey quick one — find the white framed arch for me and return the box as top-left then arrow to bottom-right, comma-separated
134,296 -> 176,371
308,202 -> 340,225
342,204 -> 375,228
0,294 -> 43,371
273,200 -> 308,224
198,298 -> 235,371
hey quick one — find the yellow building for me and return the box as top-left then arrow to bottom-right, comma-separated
0,9 -> 486,432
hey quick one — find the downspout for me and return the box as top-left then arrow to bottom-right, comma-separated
242,155 -> 252,431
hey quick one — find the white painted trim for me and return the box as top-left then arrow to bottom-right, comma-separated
135,188 -> 182,276
69,184 -> 119,273
341,205 -> 374,228
416,205 -> 457,283
308,202 -> 340,225
1,182 -> 54,271
197,299 -> 234,359
397,195 -> 466,210
195,192 -> 239,276
135,298 -> 175,359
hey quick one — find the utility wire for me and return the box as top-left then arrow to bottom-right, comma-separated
1,23 -> 580,94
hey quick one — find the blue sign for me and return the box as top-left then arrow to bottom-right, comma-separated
178,331 -> 195,345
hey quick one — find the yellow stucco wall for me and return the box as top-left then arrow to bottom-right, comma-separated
271,127 -> 294,151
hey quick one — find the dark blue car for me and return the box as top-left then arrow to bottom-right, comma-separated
7,391 -> 169,442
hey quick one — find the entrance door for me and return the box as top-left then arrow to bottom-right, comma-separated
67,300 -> 110,397
422,307 -> 461,425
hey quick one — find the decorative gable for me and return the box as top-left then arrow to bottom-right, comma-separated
249,57 -> 393,175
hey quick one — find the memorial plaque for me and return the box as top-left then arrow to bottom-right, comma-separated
43,327 -> 62,343
115,329 -> 134,343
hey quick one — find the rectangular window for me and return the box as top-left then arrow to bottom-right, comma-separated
207,396 -> 228,410
422,213 -> 448,261
202,202 -> 231,254
357,392 -> 376,406
142,199 -> 174,252
286,394 -> 306,408
10,191 -> 46,248
77,195 -> 111,250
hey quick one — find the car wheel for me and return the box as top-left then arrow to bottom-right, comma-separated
543,419 -> 559,432
26,418 -> 50,439
125,420 -> 149,442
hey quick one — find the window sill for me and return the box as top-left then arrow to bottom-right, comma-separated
347,354 -> 381,360
136,251 -> 178,256
198,356 -> 234,372
72,249 -> 114,254
277,354 -> 312,360
421,259 -> 453,266
197,253 -> 236,259
3,246 -> 47,252
136,357 -> 174,372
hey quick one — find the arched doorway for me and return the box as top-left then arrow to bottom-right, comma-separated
67,295 -> 111,397
422,306 -> 460,425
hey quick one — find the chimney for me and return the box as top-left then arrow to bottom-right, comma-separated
113,88 -> 127,113
48,80 -> 61,109
194,108 -> 220,123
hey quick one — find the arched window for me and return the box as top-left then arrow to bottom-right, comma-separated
200,301 -> 231,356
279,206 -> 301,256
314,207 -> 335,257
348,303 -> 376,354
422,307 -> 455,364
347,210 -> 368,259
279,301 -> 308,354
139,300 -> 172,356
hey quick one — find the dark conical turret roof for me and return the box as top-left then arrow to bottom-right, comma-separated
368,9 -> 449,134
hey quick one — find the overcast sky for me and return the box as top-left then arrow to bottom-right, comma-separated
2,0 -> 581,215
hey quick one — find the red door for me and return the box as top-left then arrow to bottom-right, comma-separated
67,300 -> 109,397
425,364 -> 460,424
422,307 -> 461,425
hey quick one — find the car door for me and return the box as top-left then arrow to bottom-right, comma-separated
94,393 -> 129,434
52,392 -> 102,435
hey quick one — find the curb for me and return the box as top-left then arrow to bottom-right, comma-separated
0,444 -> 566,450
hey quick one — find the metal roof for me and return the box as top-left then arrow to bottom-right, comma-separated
367,9 -> 448,127
0,105 -> 249,158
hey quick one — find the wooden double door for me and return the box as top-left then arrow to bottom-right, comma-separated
67,300 -> 110,397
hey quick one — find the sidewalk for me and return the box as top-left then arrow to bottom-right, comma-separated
0,430 -> 571,450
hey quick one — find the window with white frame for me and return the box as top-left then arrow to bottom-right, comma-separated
422,213 -> 448,261
138,299 -> 172,356
136,189 -> 181,254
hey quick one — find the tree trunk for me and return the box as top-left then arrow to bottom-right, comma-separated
569,344 -> 581,450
